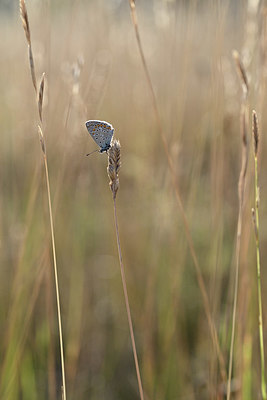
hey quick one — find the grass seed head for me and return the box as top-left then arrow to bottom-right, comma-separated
20,0 -> 31,45
107,139 -> 121,199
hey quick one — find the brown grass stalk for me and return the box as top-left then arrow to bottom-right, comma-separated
128,0 -> 226,382
107,140 -> 145,400
227,50 -> 249,400
40,128 -> 67,400
20,1 -> 67,398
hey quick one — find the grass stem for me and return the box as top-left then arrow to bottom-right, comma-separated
113,197 -> 145,400
252,110 -> 266,400
43,154 -> 67,400
107,140 -> 145,400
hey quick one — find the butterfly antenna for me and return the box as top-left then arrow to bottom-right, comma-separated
86,149 -> 99,157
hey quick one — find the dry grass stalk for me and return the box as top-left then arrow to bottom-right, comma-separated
20,3 -> 67,399
128,0 -> 226,383
38,73 -> 45,122
38,125 -> 46,155
43,151 -> 67,400
107,140 -> 145,400
227,50 -> 249,400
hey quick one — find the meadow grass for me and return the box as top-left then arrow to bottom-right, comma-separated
1,1 -> 267,399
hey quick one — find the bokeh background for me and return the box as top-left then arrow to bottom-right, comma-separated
1,0 -> 267,399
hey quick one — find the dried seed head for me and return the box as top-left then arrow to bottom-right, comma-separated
38,125 -> 46,155
252,110 -> 259,156
20,0 -> 31,45
107,139 -> 121,199
38,73 -> 45,122
232,50 -> 249,94
20,0 -> 37,92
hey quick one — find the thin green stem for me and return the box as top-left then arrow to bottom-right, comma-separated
226,208 -> 242,400
254,156 -> 266,400
44,156 -> 67,400
113,197 -> 145,400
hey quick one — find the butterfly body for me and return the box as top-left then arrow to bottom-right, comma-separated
85,120 -> 114,153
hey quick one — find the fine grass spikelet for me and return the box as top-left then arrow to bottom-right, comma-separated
28,45 -> 37,92
232,49 -> 249,95
252,109 -> 259,156
107,139 -> 121,199
38,73 -> 45,122
20,0 -> 37,92
20,0 -> 31,45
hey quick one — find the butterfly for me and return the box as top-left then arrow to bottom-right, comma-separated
85,120 -> 114,155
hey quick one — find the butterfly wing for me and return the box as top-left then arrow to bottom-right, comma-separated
86,120 -> 114,151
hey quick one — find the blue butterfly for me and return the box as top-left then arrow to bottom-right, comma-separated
85,120 -> 114,155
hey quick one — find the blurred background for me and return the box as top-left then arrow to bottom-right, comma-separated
0,0 -> 267,399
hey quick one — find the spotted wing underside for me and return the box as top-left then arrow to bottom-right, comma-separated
86,120 -> 114,151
